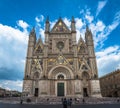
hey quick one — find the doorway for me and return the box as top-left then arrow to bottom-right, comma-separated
83,88 -> 88,97
34,88 -> 39,97
57,83 -> 64,96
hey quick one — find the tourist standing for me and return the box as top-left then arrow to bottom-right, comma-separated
68,98 -> 72,108
82,98 -> 85,104
63,98 -> 67,108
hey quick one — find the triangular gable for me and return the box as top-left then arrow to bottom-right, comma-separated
34,38 -> 43,53
78,36 -> 85,46
56,53 -> 73,70
51,19 -> 70,33
35,46 -> 43,53
78,36 -> 87,53
56,54 -> 68,65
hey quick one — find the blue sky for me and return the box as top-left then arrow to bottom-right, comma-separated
0,0 -> 120,91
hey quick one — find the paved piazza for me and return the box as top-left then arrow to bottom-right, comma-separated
0,103 -> 120,108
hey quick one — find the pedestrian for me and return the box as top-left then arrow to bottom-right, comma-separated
63,98 -> 67,108
67,99 -> 70,107
117,98 -> 119,103
47,98 -> 49,101
20,99 -> 23,104
82,98 -> 85,104
68,98 -> 72,108
61,98 -> 64,107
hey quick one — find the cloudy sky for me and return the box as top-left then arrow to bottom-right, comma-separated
0,0 -> 120,91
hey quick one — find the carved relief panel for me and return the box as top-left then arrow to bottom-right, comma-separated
23,80 -> 32,93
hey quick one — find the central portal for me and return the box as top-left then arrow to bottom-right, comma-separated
57,83 -> 64,96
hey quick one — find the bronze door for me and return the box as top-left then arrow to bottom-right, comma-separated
57,83 -> 64,96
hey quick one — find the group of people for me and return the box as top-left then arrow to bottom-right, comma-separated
62,98 -> 72,108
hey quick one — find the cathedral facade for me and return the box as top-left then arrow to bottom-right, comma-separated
23,17 -> 101,97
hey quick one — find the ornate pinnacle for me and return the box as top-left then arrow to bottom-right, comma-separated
46,16 -> 49,23
72,16 -> 75,22
30,27 -> 36,36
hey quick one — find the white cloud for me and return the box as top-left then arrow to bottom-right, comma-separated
96,0 -> 107,16
85,14 -> 93,23
50,20 -> 57,29
0,23 -> 28,78
35,15 -> 44,23
17,20 -> 29,32
0,24 -> 28,43
96,11 -> 120,47
39,28 -> 45,41
96,21 -> 105,31
0,80 -> 23,91
63,17 -> 71,28
96,46 -> 120,77
96,46 -> 119,57
89,20 -> 106,47
108,11 -> 120,30
35,15 -> 45,39
75,18 -> 84,30
78,9 -> 120,48
76,29 -> 81,42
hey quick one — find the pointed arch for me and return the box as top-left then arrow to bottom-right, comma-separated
82,71 -> 90,79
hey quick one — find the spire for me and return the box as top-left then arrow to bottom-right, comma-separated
85,25 -> 92,35
78,34 -> 84,45
86,25 -> 89,32
59,16 -> 62,20
29,27 -> 36,47
30,27 -> 35,34
46,16 -> 49,23
85,25 -> 93,46
71,16 -> 76,32
86,25 -> 92,33
30,27 -> 36,37
45,16 -> 50,32
72,16 -> 75,23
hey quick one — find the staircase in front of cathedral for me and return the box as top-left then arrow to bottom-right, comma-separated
22,96 -> 118,104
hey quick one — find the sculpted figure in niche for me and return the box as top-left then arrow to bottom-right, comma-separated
57,74 -> 64,80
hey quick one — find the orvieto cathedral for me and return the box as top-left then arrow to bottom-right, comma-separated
23,17 -> 101,97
